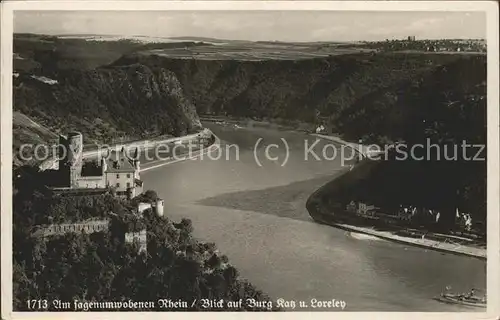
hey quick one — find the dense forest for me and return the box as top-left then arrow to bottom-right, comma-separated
14,64 -> 201,143
115,51 -> 484,142
13,169 -> 275,311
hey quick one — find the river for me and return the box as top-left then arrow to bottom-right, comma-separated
139,122 -> 486,311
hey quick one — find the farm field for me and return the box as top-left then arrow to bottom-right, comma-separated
138,42 -> 376,60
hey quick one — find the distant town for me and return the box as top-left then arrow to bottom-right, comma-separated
360,37 -> 486,53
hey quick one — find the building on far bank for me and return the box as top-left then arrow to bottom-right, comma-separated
315,125 -> 326,134
346,201 -> 377,216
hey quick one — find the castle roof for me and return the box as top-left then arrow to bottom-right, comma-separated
105,150 -> 136,173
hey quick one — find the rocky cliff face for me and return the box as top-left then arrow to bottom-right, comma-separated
114,52 -> 486,145
14,63 -> 201,145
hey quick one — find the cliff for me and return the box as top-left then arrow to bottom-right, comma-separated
113,52 -> 485,145
13,64 -> 202,146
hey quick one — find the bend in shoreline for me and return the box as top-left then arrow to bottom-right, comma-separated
305,135 -> 486,260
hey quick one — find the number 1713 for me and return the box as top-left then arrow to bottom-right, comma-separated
27,299 -> 48,310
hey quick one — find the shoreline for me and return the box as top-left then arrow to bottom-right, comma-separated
139,134 -> 221,172
314,215 -> 486,260
106,118 -> 487,260
307,134 -> 487,260
38,128 -> 214,171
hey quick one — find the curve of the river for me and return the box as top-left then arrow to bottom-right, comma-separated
140,122 -> 486,311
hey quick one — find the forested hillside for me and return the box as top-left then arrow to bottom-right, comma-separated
13,172 -> 275,311
115,51 -> 485,145
14,65 -> 201,144
13,34 -> 203,162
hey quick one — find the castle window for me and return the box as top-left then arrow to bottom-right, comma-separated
116,183 -> 120,188
127,174 -> 130,178
127,182 -> 130,188
116,174 -> 120,178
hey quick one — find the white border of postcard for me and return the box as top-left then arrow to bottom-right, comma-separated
1,1 -> 499,319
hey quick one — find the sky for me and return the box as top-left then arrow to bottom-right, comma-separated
14,11 -> 486,42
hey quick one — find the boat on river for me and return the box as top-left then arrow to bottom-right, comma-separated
435,290 -> 486,308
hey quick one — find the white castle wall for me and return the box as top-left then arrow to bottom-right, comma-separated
31,219 -> 110,238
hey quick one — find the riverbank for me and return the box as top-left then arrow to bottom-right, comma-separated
327,219 -> 486,260
139,134 -> 221,172
38,128 -> 214,171
200,116 -> 316,133
311,133 -> 370,158
308,134 -> 487,260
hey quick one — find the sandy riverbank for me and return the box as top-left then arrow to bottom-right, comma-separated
308,134 -> 486,260
333,222 -> 485,259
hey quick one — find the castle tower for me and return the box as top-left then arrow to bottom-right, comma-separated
155,199 -> 164,217
132,147 -> 140,176
101,157 -> 108,175
58,132 -> 83,188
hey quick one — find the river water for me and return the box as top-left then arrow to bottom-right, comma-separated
139,122 -> 486,311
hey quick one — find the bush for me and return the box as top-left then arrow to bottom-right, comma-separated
143,190 -> 158,201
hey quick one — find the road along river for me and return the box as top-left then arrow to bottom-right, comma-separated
139,122 -> 486,311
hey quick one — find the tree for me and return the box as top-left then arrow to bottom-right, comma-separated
143,190 -> 158,201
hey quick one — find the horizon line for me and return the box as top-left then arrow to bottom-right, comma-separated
13,32 -> 487,43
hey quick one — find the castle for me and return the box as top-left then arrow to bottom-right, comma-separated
31,218 -> 110,238
31,218 -> 148,255
28,132 -> 170,255
57,132 -> 143,199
